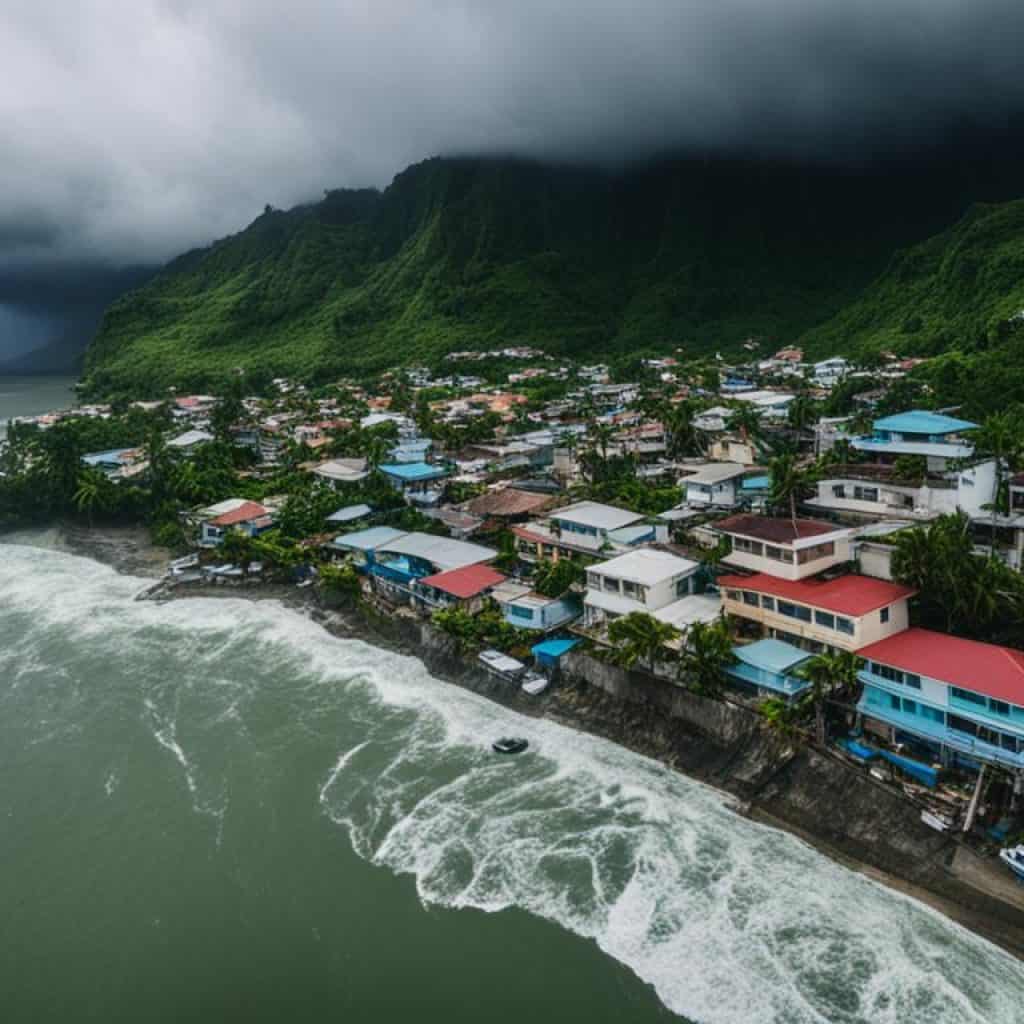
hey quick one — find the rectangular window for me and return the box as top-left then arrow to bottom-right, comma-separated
853,486 -> 879,502
587,573 -> 601,588
836,617 -> 854,636
726,590 -> 742,601
761,596 -> 775,610
948,714 -> 978,737
814,610 -> 835,629
743,592 -> 759,607
902,698 -> 918,715
675,577 -> 690,597
622,580 -> 638,596
832,484 -> 846,498
604,577 -> 619,592
889,693 -> 901,710
920,705 -> 945,724
509,605 -> 534,621
778,601 -> 812,623
904,673 -> 920,689
734,537 -> 764,557
951,687 -> 987,707
990,699 -> 1011,717
880,607 -> 890,624
796,541 -> 836,565
764,545 -> 791,563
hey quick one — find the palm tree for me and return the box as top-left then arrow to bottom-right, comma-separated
786,394 -> 818,434
662,401 -> 702,459
974,410 -> 1024,554
795,650 -> 863,745
677,617 -> 736,696
607,611 -> 680,673
726,404 -> 763,446
587,421 -> 616,461
768,453 -> 818,534
72,469 -> 109,526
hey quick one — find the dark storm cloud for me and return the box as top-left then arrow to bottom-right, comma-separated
2,0 -> 1024,273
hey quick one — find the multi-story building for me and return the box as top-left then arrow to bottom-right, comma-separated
583,548 -> 700,628
850,409 -> 979,469
682,462 -> 750,509
513,501 -> 656,563
857,628 -> 1024,774
719,571 -> 913,653
713,514 -> 853,582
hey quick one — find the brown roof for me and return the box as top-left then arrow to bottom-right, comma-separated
209,501 -> 270,527
714,513 -> 839,545
465,488 -> 555,518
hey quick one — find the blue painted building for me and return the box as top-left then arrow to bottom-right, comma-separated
857,628 -> 1024,774
378,461 -> 449,506
725,638 -> 813,702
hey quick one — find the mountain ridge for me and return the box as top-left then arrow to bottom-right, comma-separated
81,154 -> 1024,396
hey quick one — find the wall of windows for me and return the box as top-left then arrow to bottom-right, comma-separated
868,662 -> 921,688
796,541 -> 836,565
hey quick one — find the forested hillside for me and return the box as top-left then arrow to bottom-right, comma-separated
84,155 -> 980,396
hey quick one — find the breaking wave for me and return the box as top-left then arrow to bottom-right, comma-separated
1,542 -> 1022,1024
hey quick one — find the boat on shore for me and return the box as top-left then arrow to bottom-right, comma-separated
999,844 -> 1024,881
492,737 -> 529,755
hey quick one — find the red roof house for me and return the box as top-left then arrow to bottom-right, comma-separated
718,573 -> 916,617
416,564 -> 507,600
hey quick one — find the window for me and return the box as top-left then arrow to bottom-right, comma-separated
778,601 -> 812,623
764,545 -> 791,563
836,617 -> 854,636
990,699 -> 1011,717
797,541 -> 836,565
761,596 -> 775,610
604,577 -> 619,593
920,705 -> 945,724
832,484 -> 846,498
872,662 -> 914,684
587,573 -> 601,589
902,698 -> 918,715
948,714 -> 977,737
510,605 -> 534,621
814,610 -> 835,629
880,607 -> 890,624
726,589 -> 742,601
733,537 -> 764,556
622,580 -> 638,596
743,592 -> 759,607
951,687 -> 987,707
675,577 -> 691,597
853,486 -> 878,502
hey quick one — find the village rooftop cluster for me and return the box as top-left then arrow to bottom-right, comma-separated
6,342 -> 1024,886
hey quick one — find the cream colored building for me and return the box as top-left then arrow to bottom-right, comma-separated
713,514 -> 853,582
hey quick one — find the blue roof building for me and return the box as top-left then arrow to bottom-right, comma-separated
726,638 -> 813,703
852,409 -> 978,464
378,461 -> 449,507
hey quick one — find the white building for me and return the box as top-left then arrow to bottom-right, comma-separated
583,548 -> 701,627
682,462 -> 749,508
714,514 -> 853,582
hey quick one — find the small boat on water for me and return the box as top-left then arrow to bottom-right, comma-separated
492,737 -> 529,755
999,844 -> 1024,881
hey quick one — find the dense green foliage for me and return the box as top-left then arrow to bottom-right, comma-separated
83,156 -> 953,398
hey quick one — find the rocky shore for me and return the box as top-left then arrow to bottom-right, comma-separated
7,522 -> 1024,961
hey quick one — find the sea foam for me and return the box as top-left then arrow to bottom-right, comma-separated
2,542 -> 1022,1024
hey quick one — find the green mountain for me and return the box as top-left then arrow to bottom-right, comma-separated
82,155 -> 1010,396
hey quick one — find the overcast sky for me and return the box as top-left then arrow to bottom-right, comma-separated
2,0 -> 1024,357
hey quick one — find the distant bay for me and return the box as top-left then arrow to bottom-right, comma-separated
0,375 -> 78,437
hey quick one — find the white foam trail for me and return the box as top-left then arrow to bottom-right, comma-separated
2,542 -> 1023,1024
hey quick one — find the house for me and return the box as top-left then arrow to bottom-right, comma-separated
463,487 -> 555,524
857,628 -> 1024,774
726,638 -> 813,703
491,581 -> 581,632
693,406 -> 732,433
167,429 -> 214,454
312,458 -> 370,488
729,390 -> 795,419
681,462 -> 750,508
713,514 -> 853,581
811,357 -> 849,387
331,528 -> 495,593
325,504 -> 373,527
807,460 -> 998,523
198,499 -> 274,547
378,462 -> 449,506
583,548 -> 700,628
718,572 -> 914,653
707,435 -> 760,465
513,501 -> 655,563
81,448 -> 148,481
851,410 -> 979,468
412,564 -> 507,615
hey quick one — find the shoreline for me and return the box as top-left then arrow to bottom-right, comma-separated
6,522 -> 1024,962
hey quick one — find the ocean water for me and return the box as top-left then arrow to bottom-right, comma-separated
1,543 -> 1022,1024
0,375 -> 78,437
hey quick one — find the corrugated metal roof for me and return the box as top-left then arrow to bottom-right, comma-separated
377,532 -> 496,571
872,410 -> 977,434
859,628 -> 1024,705
549,501 -> 644,531
590,547 -> 698,585
417,564 -> 506,598
379,462 -> 448,481
332,526 -> 408,551
733,638 -> 811,674
719,572 -> 915,616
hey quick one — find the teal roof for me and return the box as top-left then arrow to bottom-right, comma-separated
379,462 -> 448,481
532,637 -> 579,659
872,410 -> 976,435
733,638 -> 810,674
741,474 -> 771,491
331,526 -> 407,551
